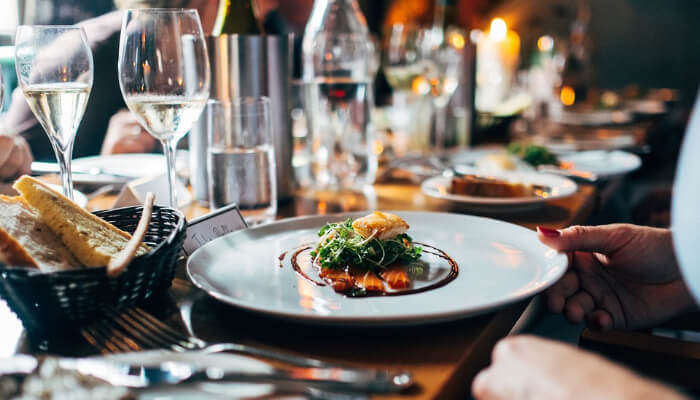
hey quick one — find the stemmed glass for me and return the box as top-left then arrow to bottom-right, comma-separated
14,26 -> 93,200
419,27 -> 464,152
118,9 -> 210,207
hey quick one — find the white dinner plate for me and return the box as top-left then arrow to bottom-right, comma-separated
552,109 -> 634,126
32,152 -> 189,185
421,168 -> 577,211
559,150 -> 641,179
187,211 -> 568,326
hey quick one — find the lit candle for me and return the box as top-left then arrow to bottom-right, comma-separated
475,18 -> 521,112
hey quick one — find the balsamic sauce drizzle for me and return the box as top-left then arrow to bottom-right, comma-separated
281,242 -> 458,297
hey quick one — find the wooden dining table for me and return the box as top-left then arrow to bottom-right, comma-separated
2,180 -> 597,399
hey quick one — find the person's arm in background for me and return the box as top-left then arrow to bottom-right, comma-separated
100,109 -> 156,155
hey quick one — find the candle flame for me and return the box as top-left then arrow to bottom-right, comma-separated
560,86 -> 575,106
489,18 -> 507,42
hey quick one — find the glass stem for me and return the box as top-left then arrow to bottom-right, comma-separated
54,143 -> 75,200
162,138 -> 180,208
433,103 -> 448,152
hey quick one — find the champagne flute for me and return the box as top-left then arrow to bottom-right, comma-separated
118,9 -> 210,207
14,26 -> 93,200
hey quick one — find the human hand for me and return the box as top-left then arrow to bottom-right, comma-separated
101,109 -> 157,155
538,224 -> 698,330
0,135 -> 33,181
472,335 -> 687,400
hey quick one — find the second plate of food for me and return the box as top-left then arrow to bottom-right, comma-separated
421,168 -> 577,212
187,211 -> 567,326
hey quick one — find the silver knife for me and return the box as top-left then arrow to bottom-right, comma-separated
57,358 -> 412,394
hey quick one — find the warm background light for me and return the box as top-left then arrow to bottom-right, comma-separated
489,18 -> 507,41
560,86 -> 575,106
537,35 -> 554,52
448,31 -> 466,50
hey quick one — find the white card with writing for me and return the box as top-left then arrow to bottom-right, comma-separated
181,203 -> 248,257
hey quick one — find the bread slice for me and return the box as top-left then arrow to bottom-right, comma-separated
14,176 -> 150,267
0,195 -> 81,272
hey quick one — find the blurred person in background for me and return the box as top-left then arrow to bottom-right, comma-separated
1,0 -> 310,181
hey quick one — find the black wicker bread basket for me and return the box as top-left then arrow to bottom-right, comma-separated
0,205 -> 186,333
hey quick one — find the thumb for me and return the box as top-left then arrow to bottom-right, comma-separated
537,225 -> 628,254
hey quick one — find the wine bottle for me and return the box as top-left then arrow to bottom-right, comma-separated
211,0 -> 263,35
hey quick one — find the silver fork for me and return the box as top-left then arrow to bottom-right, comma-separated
81,307 -> 412,390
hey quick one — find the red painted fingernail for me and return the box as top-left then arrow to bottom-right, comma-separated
537,226 -> 561,237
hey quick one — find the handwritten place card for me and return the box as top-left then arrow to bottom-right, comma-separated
181,203 -> 248,257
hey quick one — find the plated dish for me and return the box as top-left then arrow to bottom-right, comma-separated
450,146 -> 641,180
422,168 -> 577,211
290,211 -> 456,297
187,211 -> 568,326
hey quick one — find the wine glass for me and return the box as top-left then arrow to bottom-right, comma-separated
382,25 -> 435,153
118,9 -> 210,207
14,26 -> 93,200
382,24 -> 429,100
419,27 -> 464,152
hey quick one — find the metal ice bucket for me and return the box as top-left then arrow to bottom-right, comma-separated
190,34 -> 294,203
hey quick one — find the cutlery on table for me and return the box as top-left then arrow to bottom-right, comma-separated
81,307 -> 412,393
57,356 -> 407,394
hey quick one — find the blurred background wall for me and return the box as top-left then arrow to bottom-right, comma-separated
1,0 -> 698,107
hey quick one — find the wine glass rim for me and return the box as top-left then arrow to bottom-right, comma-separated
125,8 -> 199,13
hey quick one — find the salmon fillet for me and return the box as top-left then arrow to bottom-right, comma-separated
381,264 -> 411,289
353,270 -> 385,292
319,267 -> 354,292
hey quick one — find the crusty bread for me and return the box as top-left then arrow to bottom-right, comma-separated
14,176 -> 149,267
0,195 -> 81,272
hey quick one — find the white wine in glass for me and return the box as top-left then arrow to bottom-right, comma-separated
15,26 -> 93,200
124,95 -> 207,141
118,9 -> 210,207
23,83 -> 91,147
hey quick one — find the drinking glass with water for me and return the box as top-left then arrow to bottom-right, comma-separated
207,98 -> 277,225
